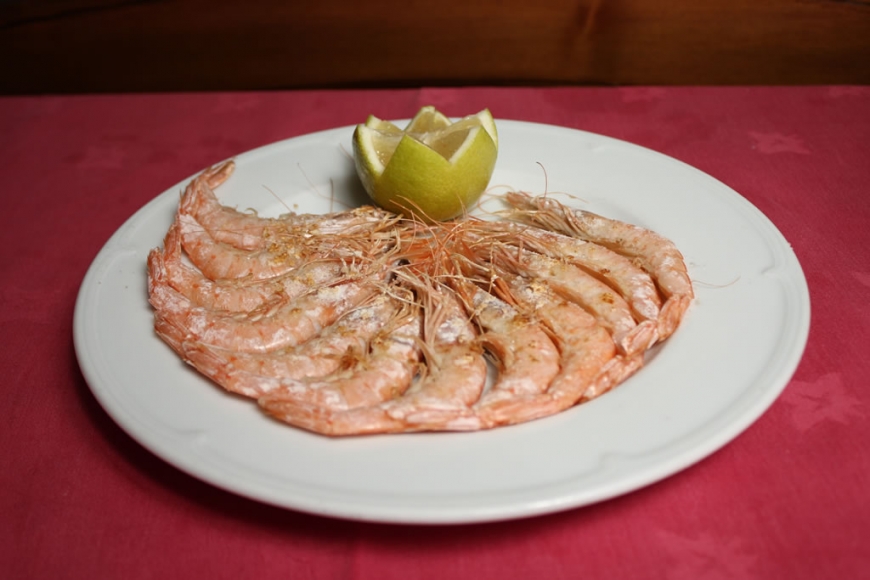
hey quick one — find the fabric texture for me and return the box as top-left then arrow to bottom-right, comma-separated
1,86 -> 868,579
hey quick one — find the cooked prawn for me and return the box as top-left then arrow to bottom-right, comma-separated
149,267 -> 384,354
148,161 -> 694,436
481,273 -> 623,426
176,213 -> 301,282
180,160 -> 401,253
178,160 -> 280,251
256,299 -> 422,407
157,293 -> 409,399
447,271 -> 561,424
485,243 -> 657,356
504,191 -> 693,340
260,278 -> 488,435
150,219 -> 348,313
474,220 -> 662,323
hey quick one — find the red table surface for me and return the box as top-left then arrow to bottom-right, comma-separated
1,86 -> 868,579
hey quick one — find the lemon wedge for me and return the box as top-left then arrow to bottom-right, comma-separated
352,106 -> 498,222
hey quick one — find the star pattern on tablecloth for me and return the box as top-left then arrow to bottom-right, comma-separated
748,131 -> 810,155
782,373 -> 864,432
656,529 -> 758,580
854,271 -> 870,289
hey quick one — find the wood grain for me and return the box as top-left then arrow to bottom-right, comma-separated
1,0 -> 868,94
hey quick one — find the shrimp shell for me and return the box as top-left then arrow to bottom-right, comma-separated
485,243 -> 657,356
261,281 -> 488,435
149,271 -> 383,354
504,191 -> 693,341
150,219 -> 348,313
448,275 -> 561,425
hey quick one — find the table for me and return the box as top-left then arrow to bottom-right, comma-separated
2,86 -> 868,579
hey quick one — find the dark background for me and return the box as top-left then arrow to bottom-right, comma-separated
2,0 -> 868,95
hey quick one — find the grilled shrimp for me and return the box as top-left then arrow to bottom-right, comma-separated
252,296 -> 423,404
149,219 -> 347,313
155,293 -> 408,398
176,213 -> 300,282
486,243 -> 657,356
479,221 -> 662,323
448,272 -> 561,423
504,191 -> 693,340
180,160 -> 401,252
260,279 -> 488,435
483,273 -> 623,426
149,268 -> 384,354
178,160 -> 279,251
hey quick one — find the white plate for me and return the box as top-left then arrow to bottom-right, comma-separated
73,120 -> 810,524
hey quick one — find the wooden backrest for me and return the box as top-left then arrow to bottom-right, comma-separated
1,0 -> 868,94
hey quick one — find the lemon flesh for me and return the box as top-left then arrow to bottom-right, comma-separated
352,107 -> 498,222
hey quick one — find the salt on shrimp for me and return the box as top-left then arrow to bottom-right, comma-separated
485,243 -> 657,356
178,160 -> 280,251
447,270 -> 561,424
480,273 -> 625,427
260,278 -> 488,435
476,220 -> 662,324
149,266 -> 384,354
504,191 -> 693,341
256,298 -> 422,407
179,160 -> 401,252
149,219 -> 348,313
157,293 -> 408,398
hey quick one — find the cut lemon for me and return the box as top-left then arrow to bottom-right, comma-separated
352,106 -> 498,222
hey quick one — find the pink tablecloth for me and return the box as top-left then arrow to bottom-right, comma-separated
2,86 -> 868,579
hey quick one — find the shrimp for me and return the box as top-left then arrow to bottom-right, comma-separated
177,213 -> 301,282
480,273 -> 625,427
177,208 -> 405,284
256,299 -> 422,406
260,279 -> 488,435
149,219 -> 347,313
149,267 -> 384,354
485,243 -> 657,356
474,220 -> 662,323
179,160 -> 401,252
504,191 -> 693,341
178,160 -> 280,251
156,293 -> 408,398
447,271 -> 561,425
